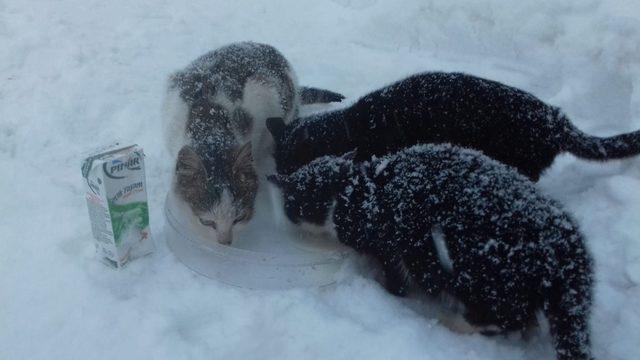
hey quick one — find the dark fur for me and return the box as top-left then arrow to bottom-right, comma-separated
269,144 -> 594,360
267,72 -> 640,180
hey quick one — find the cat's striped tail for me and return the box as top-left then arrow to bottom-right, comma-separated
298,86 -> 345,104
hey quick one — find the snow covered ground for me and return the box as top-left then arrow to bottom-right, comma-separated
2,0 -> 640,358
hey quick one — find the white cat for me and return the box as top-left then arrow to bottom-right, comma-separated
163,41 -> 343,245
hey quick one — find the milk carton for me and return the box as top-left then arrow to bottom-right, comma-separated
82,144 -> 153,268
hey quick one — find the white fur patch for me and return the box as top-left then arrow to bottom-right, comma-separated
241,77 -> 286,166
432,225 -> 453,273
212,91 -> 236,114
297,200 -> 338,238
198,189 -> 239,245
242,77 -> 284,122
268,182 -> 287,226
170,185 -> 242,246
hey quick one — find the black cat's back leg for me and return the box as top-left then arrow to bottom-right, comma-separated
378,253 -> 411,297
544,277 -> 593,360
404,231 -> 450,296
376,229 -> 447,297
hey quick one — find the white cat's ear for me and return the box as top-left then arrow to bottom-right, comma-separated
266,117 -> 286,145
175,146 -> 208,208
176,145 -> 206,177
233,142 -> 254,175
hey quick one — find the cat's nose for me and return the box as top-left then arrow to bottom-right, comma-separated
217,230 -> 233,245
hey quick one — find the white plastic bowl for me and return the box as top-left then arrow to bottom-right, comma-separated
164,191 -> 351,289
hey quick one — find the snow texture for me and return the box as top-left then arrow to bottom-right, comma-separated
272,144 -> 595,359
1,1 -> 640,359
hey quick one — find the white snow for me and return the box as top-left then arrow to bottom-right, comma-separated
1,0 -> 640,359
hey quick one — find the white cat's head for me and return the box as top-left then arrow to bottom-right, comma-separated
173,143 -> 257,245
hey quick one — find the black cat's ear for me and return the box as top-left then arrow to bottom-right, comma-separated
266,174 -> 288,188
266,117 -> 286,145
341,148 -> 358,161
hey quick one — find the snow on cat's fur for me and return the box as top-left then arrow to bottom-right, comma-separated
269,144 -> 594,360
267,72 -> 640,181
163,41 -> 343,245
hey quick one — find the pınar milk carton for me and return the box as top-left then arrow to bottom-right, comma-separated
82,144 -> 153,268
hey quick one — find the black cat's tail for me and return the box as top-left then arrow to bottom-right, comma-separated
298,86 -> 345,104
561,115 -> 640,160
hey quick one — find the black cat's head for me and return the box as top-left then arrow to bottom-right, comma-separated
267,153 -> 355,225
174,143 -> 258,245
266,117 -> 319,175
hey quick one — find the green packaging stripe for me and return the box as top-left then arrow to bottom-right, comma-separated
107,201 -> 149,246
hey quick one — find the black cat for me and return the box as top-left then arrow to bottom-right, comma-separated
268,144 -> 594,360
267,72 -> 640,180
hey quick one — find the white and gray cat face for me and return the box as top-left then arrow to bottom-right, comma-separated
193,188 -> 250,245
174,144 -> 257,245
